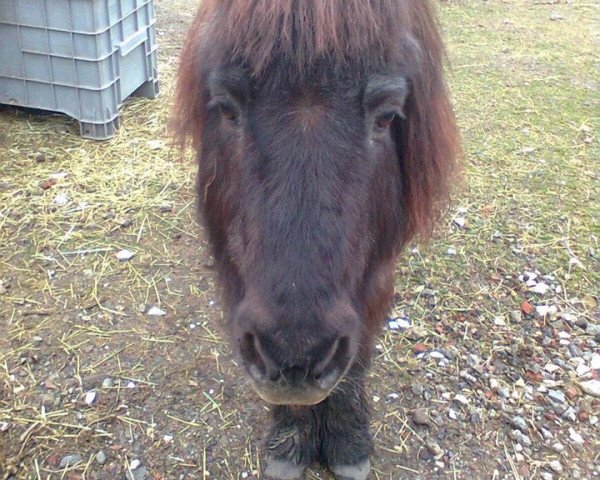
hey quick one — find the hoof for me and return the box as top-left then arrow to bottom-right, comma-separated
264,456 -> 306,480
331,460 -> 371,480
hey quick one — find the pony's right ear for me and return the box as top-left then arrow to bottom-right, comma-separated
170,10 -> 210,152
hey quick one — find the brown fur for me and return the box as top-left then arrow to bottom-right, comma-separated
171,0 -> 461,473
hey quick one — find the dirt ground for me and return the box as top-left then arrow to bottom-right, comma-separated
1,1 -> 599,479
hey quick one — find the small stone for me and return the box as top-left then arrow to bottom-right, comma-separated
509,310 -> 522,323
536,305 -> 558,317
569,428 -> 584,444
0,181 -> 11,191
574,318 -> 588,330
127,466 -> 148,480
540,473 -> 554,480
565,384 -> 580,399
130,459 -> 141,470
102,378 -> 114,389
590,353 -> 600,370
425,438 -> 444,458
586,323 -> 600,335
159,203 -> 173,213
562,406 -> 577,422
49,171 -> 69,180
96,451 -> 107,464
412,409 -> 432,427
411,384 -> 424,396
114,216 -> 133,228
579,379 -> 600,397
84,390 -> 97,405
388,317 -> 411,330
116,249 -> 135,262
510,430 -> 532,447
454,394 -> 469,405
53,191 -> 70,206
148,140 -> 163,150
35,153 -> 46,163
548,460 -> 563,473
520,271 -> 538,282
41,178 -> 57,190
413,343 -> 427,354
448,409 -> 458,420
60,454 -> 83,468
387,393 -> 399,401
552,443 -> 564,452
460,371 -> 478,386
147,306 -> 166,316
576,364 -> 591,377
561,313 -> 577,323
521,301 -> 535,315
163,434 -> 174,443
545,363 -> 561,374
511,416 -> 528,432
470,412 -> 482,424
0,422 -> 10,432
530,283 -> 550,295
548,389 -> 566,403
453,217 -> 466,229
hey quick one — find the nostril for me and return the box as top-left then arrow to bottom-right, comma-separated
240,333 -> 263,369
313,336 -> 351,380
240,333 -> 280,383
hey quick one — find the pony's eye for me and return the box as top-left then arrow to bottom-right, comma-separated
375,112 -> 396,129
218,102 -> 240,125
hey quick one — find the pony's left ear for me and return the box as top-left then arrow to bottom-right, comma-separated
394,6 -> 462,246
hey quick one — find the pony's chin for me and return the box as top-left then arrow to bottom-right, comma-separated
253,386 -> 331,406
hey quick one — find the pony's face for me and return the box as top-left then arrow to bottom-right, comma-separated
199,69 -> 408,404
173,0 -> 460,406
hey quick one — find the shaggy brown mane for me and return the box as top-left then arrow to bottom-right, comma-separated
172,0 -> 460,243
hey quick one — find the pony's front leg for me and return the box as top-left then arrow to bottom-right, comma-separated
320,370 -> 372,480
263,404 -> 319,480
